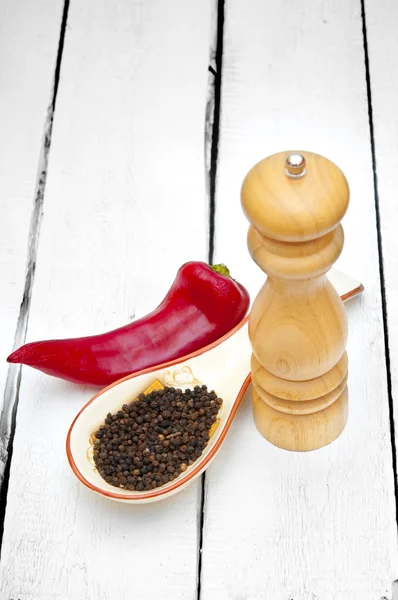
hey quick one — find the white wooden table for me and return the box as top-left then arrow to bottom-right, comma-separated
1,0 -> 398,598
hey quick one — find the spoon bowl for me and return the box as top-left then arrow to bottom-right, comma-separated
66,269 -> 363,503
67,318 -> 251,503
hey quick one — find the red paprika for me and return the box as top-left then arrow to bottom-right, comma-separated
7,262 -> 250,386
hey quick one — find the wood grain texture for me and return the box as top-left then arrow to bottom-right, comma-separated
0,0 -> 212,597
202,0 -> 398,598
253,384 -> 348,451
251,351 -> 349,402
364,0 -> 398,489
241,151 -> 349,243
0,0 -> 64,475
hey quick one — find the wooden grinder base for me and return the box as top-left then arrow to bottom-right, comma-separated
251,352 -> 348,451
252,387 -> 348,452
241,151 -> 350,452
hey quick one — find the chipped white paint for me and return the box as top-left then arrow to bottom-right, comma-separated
0,0 -> 211,598
204,0 -> 398,599
393,579 -> 398,600
0,0 -> 398,598
365,0 -> 398,481
0,0 -> 64,469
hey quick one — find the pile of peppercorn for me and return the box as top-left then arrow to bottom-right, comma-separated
93,385 -> 223,491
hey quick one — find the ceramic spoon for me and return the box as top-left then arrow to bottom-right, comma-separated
67,269 -> 363,504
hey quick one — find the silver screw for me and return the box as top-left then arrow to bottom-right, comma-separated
285,153 -> 306,179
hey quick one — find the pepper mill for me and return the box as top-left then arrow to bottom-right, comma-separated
241,150 -> 349,451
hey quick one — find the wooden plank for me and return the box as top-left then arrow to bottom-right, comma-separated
0,0 -> 65,477
0,0 -> 212,597
364,0 -> 398,483
202,1 -> 398,598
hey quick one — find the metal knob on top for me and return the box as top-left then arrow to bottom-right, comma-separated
285,152 -> 306,178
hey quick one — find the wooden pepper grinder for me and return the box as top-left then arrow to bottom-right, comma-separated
241,150 -> 349,451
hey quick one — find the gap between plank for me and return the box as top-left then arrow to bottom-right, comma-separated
198,0 -> 225,598
205,0 -> 225,267
393,579 -> 398,600
0,0 -> 70,555
360,0 -> 398,530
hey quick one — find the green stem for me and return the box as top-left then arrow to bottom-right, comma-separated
210,263 -> 231,278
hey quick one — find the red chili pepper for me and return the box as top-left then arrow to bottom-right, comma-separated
7,262 -> 250,386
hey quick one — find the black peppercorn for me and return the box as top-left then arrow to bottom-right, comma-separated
93,385 -> 223,492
